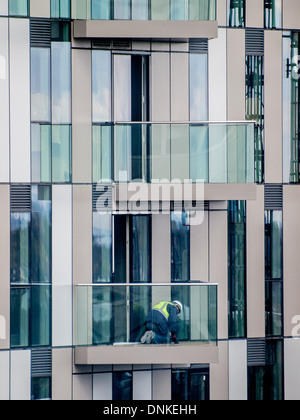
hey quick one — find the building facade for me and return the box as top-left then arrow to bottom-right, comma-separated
0,0 -> 300,401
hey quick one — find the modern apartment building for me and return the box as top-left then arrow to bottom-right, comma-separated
0,0 -> 300,401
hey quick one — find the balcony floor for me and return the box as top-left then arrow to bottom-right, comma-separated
75,341 -> 219,365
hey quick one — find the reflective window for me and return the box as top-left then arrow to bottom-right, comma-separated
190,53 -> 208,122
114,55 -> 132,121
10,287 -> 30,348
228,0 -> 245,27
172,367 -> 210,401
113,371 -> 133,400
92,0 -> 111,19
264,0 -> 281,29
171,0 -> 188,20
132,0 -> 149,20
265,211 -> 283,337
171,212 -> 190,282
52,125 -> 71,183
31,48 -> 51,123
51,42 -> 71,125
9,0 -> 28,16
92,50 -> 111,123
10,213 -> 30,284
93,125 -> 112,182
93,212 -> 112,283
228,201 -> 247,339
151,0 -> 169,20
114,0 -> 130,19
246,55 -> 264,183
31,377 -> 52,401
31,124 -> 52,183
51,0 -> 70,18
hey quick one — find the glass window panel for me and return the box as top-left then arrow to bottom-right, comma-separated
266,339 -> 284,400
190,125 -> 209,182
282,33 -> 292,184
190,0 -> 215,20
228,201 -> 247,339
264,0 -> 281,29
31,377 -> 51,401
151,0 -> 169,20
227,125 -> 247,183
92,50 -> 111,123
228,0 -> 245,27
74,0 -> 90,19
93,212 -> 112,283
290,32 -> 300,183
51,42 -> 71,125
209,124 -> 227,182
171,0 -> 188,20
265,281 -> 283,337
93,286 -> 112,344
9,0 -> 28,16
171,212 -> 190,282
31,124 -> 52,183
52,125 -> 71,183
171,125 -> 189,182
10,287 -> 30,348
113,55 -> 131,122
114,125 -> 131,182
265,211 -> 282,280
150,124 -> 171,182
189,54 -> 208,121
114,0 -> 130,19
130,216 -> 151,283
130,285 -> 151,342
113,372 -> 133,400
31,186 -> 52,284
10,213 -> 30,284
93,125 -> 112,183
31,285 -> 51,346
92,0 -> 111,19
51,0 -> 70,18
132,0 -> 148,20
172,370 -> 189,400
31,48 -> 51,123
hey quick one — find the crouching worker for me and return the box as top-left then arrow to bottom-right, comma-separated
140,300 -> 183,345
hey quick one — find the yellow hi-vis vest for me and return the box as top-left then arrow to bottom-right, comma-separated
153,301 -> 176,320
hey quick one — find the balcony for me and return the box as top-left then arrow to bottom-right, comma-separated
74,282 -> 218,365
93,121 -> 257,202
73,0 -> 217,41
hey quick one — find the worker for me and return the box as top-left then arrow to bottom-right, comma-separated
140,300 -> 183,345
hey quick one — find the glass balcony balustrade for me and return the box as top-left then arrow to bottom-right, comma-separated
75,283 -> 218,347
93,122 -> 255,184
74,0 -> 216,21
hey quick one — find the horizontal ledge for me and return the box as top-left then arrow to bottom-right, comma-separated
75,342 -> 219,365
73,20 -> 218,40
76,282 -> 218,287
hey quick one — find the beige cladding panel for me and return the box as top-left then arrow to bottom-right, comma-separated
283,186 -> 300,337
0,185 -> 9,350
246,0 -> 264,28
73,185 -> 92,286
30,0 -> 50,18
216,0 -> 227,26
72,48 -> 92,184
210,340 -> 229,400
264,30 -> 283,184
152,214 -> 171,283
283,0 -> 300,29
52,348 -> 73,400
247,185 -> 265,338
227,29 -> 245,121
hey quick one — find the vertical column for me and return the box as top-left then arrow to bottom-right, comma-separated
227,29 -> 245,121
52,186 -> 73,347
210,341 -> 229,400
209,204 -> 228,340
72,48 -> 92,183
52,348 -> 73,400
0,17 -> 9,182
0,185 -> 10,350
247,186 -> 265,338
9,18 -> 30,183
93,373 -> 113,400
0,351 -> 9,400
283,186 -> 300,337
228,340 -> 247,400
246,0 -> 264,28
10,350 -> 31,400
284,338 -> 300,400
209,28 -> 227,121
152,369 -> 171,400
30,0 -> 50,17
133,371 -> 152,400
264,31 -> 283,184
